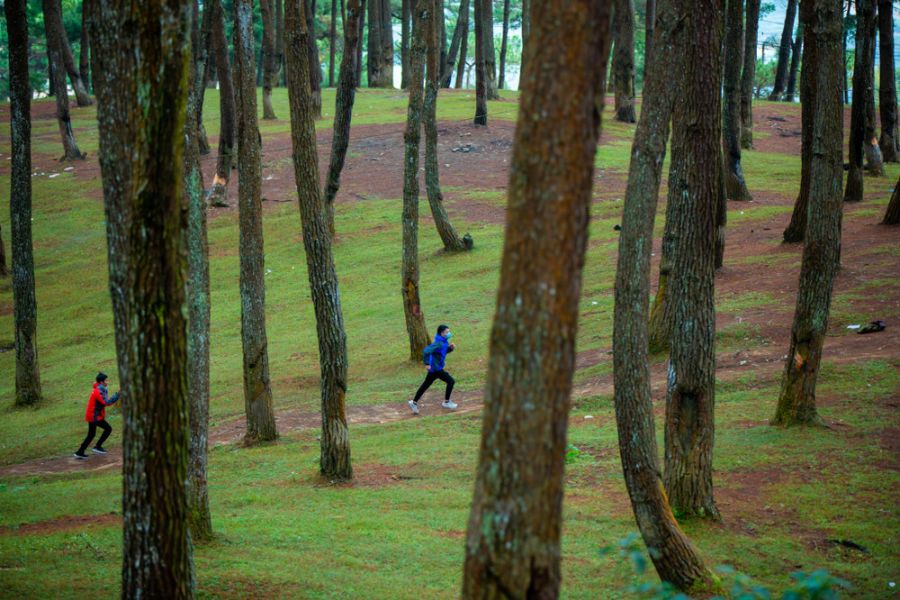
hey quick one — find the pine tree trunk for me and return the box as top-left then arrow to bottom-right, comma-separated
307,0 -> 324,114
878,0 -> 898,161
79,0 -> 92,92
330,0 -> 338,86
261,0 -> 278,119
883,175 -> 900,224
844,0 -> 876,202
442,0 -> 470,87
843,0 -> 850,104
286,0 -> 353,481
455,5 -> 469,89
769,0 -> 797,100
715,147 -> 727,268
863,6 -> 884,176
740,0 -> 760,148
208,0 -> 236,208
498,0 -> 510,89
520,0 -> 531,74
402,1 -> 431,360
324,0 -> 363,236
613,0 -> 717,589
723,0 -> 751,201
43,0 -> 93,107
197,1 -> 212,155
662,0 -> 723,520
645,0 -> 656,71
475,0 -> 499,100
367,0 -> 393,87
424,0 -> 473,253
783,3 -> 816,243
0,226 -> 6,278
773,0 -> 844,427
276,0 -> 285,85
612,0 -> 637,123
784,22 -> 803,101
235,0 -> 278,443
44,0 -> 85,160
356,0 -> 365,86
473,0 -> 488,123
462,3 -> 611,596
90,1 -> 194,595
7,0 -> 42,408
401,0 -> 411,88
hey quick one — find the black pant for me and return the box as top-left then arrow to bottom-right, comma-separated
413,369 -> 455,402
77,420 -> 112,455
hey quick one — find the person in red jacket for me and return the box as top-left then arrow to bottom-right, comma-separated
73,372 -> 120,459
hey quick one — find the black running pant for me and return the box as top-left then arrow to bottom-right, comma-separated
413,369 -> 455,402
77,420 -> 112,454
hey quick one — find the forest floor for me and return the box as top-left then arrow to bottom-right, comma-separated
0,89 -> 897,598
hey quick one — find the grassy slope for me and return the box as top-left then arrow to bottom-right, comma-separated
0,90 -> 897,598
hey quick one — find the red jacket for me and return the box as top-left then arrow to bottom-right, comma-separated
85,382 -> 118,422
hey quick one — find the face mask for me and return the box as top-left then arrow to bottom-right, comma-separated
445,332 -> 453,340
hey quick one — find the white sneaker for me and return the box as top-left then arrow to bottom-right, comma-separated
442,400 -> 458,410
408,400 -> 420,415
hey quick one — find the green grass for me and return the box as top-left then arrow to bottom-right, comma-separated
1,91 -> 898,598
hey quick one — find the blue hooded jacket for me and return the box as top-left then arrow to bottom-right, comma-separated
424,334 -> 454,371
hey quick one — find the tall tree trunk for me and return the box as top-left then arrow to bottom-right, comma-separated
286,0 -> 353,481
473,0 -> 488,123
7,0 -> 42,408
356,0 -> 365,86
715,147 -> 727,268
261,0 -> 278,119
612,0 -> 637,123
498,0 -> 510,89
442,0 -> 470,87
44,0 -> 85,161
324,0 -> 362,236
845,0 -> 877,203
462,3 -> 611,596
424,0 -> 473,253
47,58 -> 55,98
43,0 -> 93,106
234,0 -> 278,443
197,1 -> 212,154
401,1 -> 431,360
769,0 -> 797,100
661,0 -> 723,520
784,22 -> 803,101
878,0 -> 899,161
276,0 -> 285,85
90,1 -> 194,595
307,0 -> 324,114
883,175 -> 900,224
613,0 -> 717,589
843,0 -> 850,104
330,0 -> 338,86
79,0 -> 92,92
455,4 -> 469,89
863,3 -> 884,176
520,0 -> 531,74
184,0 -> 213,543
723,0 -> 751,201
475,0 -> 499,100
645,0 -> 656,72
401,0 -> 411,88
208,0 -> 237,208
740,0 -> 760,149
772,0 -> 844,427
367,0 -> 393,86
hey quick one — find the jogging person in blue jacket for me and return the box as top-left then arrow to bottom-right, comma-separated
409,324 -> 457,415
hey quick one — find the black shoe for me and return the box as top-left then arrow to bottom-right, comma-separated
92,447 -> 108,455
73,453 -> 88,460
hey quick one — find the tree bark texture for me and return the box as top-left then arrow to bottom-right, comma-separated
784,22 -> 804,101
456,4 -> 469,89
90,0 -> 194,595
197,0 -> 212,155
367,0 -> 393,87
401,1 -> 432,361
462,2 -> 611,595
740,0 -> 760,148
863,4 -> 884,176
473,0 -> 488,123
401,0 -> 411,88
844,0 -> 877,202
43,0 -> 93,106
723,0 -> 752,201
276,0 -> 285,85
773,0 -> 844,427
424,0 -> 473,253
883,175 -> 900,224
208,0 -> 236,208
878,0 -> 899,161
44,0 -> 85,160
306,0 -> 324,115
356,0 -> 365,86
7,0 -> 43,408
612,0 -> 717,590
645,0 -> 656,71
442,0 -> 470,87
324,0 -> 363,236
235,0 -> 278,443
331,0 -> 339,86
612,0 -> 637,123
662,0 -> 723,520
783,2 -> 817,242
285,0 -> 354,481
80,0 -> 92,92
475,0 -> 499,100
520,0 -> 530,74
498,0 -> 510,89
261,0 -> 278,119
769,0 -> 797,100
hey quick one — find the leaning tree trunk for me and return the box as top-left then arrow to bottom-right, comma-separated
324,0 -> 363,236
772,0 -> 844,427
475,0 -> 499,100
7,0 -> 43,408
455,7 -> 469,89
769,0 -> 797,100
723,0 -> 751,201
784,22 -> 803,101
306,0 -> 324,115
401,1 -> 431,360
612,0 -> 637,123
462,3 -> 611,596
424,0 -> 473,253
184,0 -> 213,543
498,0 -> 510,89
740,0 -> 760,148
43,0 -> 93,106
286,0 -> 353,481
883,175 -> 900,224
878,0 -> 899,162
79,0 -> 92,92
473,0 -> 488,123
662,0 -> 723,520
207,0 -> 237,208
442,0 -> 470,87
613,0 -> 717,589
261,0 -> 278,119
90,0 -> 194,595
44,0 -> 85,161
783,2 -> 817,242
844,0 -> 876,203
235,0 -> 278,443
401,0 -> 411,88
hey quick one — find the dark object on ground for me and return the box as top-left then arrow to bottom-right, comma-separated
826,539 -> 869,554
857,320 -> 886,334
613,224 -> 621,231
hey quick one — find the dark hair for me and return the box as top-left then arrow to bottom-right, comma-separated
96,372 -> 109,384
437,324 -> 450,335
